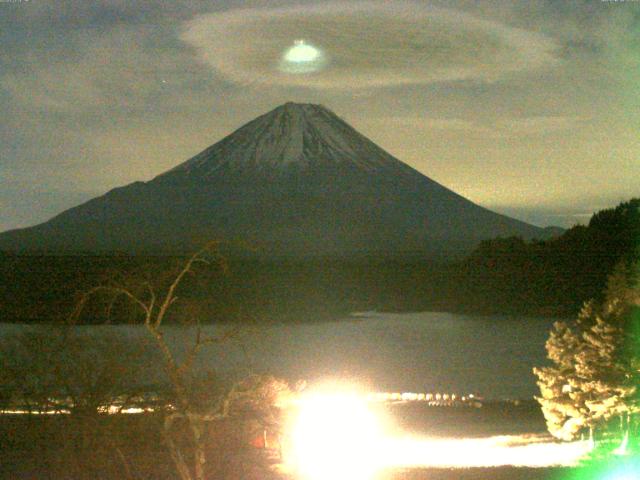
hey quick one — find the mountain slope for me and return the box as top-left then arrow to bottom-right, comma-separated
0,102 -> 551,257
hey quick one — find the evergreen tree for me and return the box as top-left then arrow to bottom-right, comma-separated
534,319 -> 586,440
534,260 -> 640,447
575,302 -> 635,441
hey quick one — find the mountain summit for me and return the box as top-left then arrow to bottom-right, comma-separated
162,102 -> 414,178
0,103 -> 551,257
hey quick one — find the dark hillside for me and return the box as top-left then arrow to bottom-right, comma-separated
457,199 -> 640,315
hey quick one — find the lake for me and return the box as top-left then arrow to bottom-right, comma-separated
0,312 -> 558,400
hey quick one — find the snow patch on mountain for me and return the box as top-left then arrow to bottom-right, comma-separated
162,102 -> 408,180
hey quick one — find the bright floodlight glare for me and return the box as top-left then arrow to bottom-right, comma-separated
380,435 -> 591,469
287,391 -> 383,480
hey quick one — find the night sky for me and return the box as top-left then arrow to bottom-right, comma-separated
1,0 -> 638,232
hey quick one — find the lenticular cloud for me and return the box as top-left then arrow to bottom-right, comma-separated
181,1 -> 560,89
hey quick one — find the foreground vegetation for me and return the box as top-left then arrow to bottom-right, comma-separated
1,245 -> 298,480
0,412 -> 283,480
0,200 -> 638,478
460,199 -> 640,315
0,401 -> 548,480
534,256 -> 640,454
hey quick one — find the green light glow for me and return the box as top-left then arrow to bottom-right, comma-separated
557,457 -> 640,480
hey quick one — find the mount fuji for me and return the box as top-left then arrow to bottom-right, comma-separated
0,103 -> 552,257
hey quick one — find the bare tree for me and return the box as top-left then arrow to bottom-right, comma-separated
1,329 -> 67,414
70,242 -> 290,480
1,328 -> 157,415
0,328 -> 161,480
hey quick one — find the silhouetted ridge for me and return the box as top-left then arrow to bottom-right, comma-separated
0,102 -> 552,256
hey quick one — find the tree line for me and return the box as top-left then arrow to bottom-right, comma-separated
0,245 -> 295,480
456,198 -> 640,316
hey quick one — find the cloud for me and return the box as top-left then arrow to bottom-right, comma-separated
0,0 -> 635,232
0,179 -> 95,232
488,206 -> 595,228
496,116 -> 591,135
181,1 -> 561,89
360,114 -> 589,138
379,117 -> 486,131
358,116 -> 499,142
0,23 -> 223,114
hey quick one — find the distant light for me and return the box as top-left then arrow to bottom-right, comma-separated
279,40 -> 326,74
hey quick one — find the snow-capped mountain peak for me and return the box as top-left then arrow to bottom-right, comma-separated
0,102 -> 552,256
162,102 -> 404,180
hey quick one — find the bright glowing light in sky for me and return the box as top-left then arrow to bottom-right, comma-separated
285,40 -> 321,63
280,39 -> 326,74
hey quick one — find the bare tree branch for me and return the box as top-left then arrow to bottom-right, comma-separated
65,241 -> 256,480
154,241 -> 221,329
69,285 -> 151,325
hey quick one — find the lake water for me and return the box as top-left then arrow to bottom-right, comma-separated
0,312 -> 558,400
